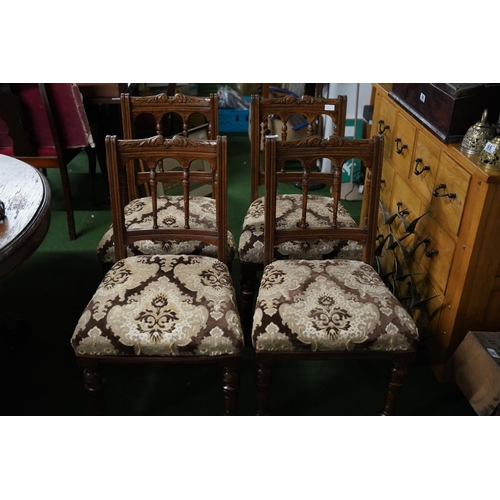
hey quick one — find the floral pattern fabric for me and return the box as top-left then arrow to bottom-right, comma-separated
71,255 -> 244,357
252,259 -> 418,352
97,196 -> 237,266
238,194 -> 363,264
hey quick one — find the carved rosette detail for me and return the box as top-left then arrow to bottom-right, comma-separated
120,135 -> 215,149
265,95 -> 333,106
277,135 -> 367,149
131,93 -> 209,105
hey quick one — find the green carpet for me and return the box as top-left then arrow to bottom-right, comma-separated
0,132 -> 475,415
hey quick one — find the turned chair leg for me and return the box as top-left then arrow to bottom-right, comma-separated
381,361 -> 408,416
81,360 -> 105,416
221,361 -> 240,416
255,357 -> 273,416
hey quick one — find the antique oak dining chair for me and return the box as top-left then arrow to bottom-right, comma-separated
252,134 -> 418,415
96,92 -> 236,273
238,93 -> 363,323
0,83 -> 96,240
71,134 -> 244,415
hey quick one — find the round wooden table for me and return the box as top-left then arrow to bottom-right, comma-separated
0,154 -> 51,280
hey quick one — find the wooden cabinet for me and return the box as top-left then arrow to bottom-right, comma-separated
371,83 -> 500,380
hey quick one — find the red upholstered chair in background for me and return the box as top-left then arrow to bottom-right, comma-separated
0,83 -> 96,240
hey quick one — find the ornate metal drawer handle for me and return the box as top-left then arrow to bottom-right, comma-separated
395,138 -> 408,154
432,183 -> 456,199
414,158 -> 430,176
423,238 -> 439,258
378,120 -> 389,135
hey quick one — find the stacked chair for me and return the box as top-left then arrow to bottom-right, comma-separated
71,133 -> 244,415
96,93 -> 237,274
238,93 -> 363,324
251,134 -> 419,415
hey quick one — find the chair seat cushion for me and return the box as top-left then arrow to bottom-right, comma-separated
238,194 -> 363,264
71,255 -> 244,357
97,196 -> 237,265
252,259 -> 418,352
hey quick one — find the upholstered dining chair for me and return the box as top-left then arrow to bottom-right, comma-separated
96,92 -> 236,274
71,133 -> 244,415
0,83 -> 96,240
239,93 -> 363,324
252,134 -> 418,415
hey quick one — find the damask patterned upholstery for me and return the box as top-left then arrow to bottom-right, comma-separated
72,255 -> 244,357
238,194 -> 363,264
97,196 -> 237,267
252,259 -> 418,352
252,134 -> 418,415
73,134 -> 242,415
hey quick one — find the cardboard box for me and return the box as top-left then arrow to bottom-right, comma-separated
448,331 -> 500,415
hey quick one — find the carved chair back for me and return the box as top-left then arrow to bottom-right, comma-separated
105,134 -> 229,265
263,134 -> 383,267
120,93 -> 219,200
249,94 -> 347,201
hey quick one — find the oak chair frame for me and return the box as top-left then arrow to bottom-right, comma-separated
254,134 -> 416,415
76,134 -> 241,415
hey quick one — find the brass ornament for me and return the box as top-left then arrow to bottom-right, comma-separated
478,135 -> 500,170
461,109 -> 496,155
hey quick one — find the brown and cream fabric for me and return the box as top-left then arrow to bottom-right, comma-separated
72,254 -> 244,357
238,194 -> 363,264
252,259 -> 419,353
97,196 -> 237,266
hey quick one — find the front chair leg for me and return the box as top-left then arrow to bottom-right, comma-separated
221,362 -> 240,416
81,360 -> 105,416
381,361 -> 408,416
255,357 -> 273,416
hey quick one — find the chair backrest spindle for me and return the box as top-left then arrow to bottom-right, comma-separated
120,92 -> 219,201
250,94 -> 347,201
263,135 -> 384,267
105,134 -> 229,265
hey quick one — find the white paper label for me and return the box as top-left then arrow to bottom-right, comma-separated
324,104 -> 335,111
487,348 -> 500,359
484,142 -> 497,154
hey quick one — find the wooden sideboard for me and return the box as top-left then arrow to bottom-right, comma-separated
370,83 -> 500,380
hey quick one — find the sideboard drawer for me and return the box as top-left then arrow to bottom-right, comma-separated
431,153 -> 471,236
372,91 -> 397,161
410,130 -> 440,204
389,173 -> 424,238
380,161 -> 394,212
391,112 -> 416,177
414,213 -> 456,295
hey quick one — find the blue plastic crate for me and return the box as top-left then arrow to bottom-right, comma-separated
218,107 -> 249,133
